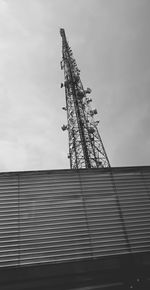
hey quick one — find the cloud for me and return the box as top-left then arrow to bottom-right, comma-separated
0,140 -> 28,171
0,0 -> 149,171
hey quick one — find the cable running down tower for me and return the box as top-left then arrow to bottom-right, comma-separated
60,28 -> 110,169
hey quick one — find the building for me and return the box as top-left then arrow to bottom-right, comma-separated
0,165 -> 150,289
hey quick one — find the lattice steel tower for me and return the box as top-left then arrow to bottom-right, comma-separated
60,28 -> 110,169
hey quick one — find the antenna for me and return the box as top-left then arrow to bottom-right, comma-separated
60,28 -> 110,169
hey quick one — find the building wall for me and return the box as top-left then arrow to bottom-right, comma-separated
0,166 -> 150,267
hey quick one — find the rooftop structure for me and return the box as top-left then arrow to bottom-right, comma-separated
0,166 -> 149,289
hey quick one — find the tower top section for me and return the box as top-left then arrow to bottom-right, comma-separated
60,28 -> 65,36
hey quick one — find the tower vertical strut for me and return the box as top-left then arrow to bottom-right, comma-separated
60,28 -> 110,169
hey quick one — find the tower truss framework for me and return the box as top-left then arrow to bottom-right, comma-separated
60,28 -> 110,169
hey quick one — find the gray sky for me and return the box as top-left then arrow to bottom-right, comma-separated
0,0 -> 150,171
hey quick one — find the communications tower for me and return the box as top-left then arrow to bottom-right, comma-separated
60,28 -> 110,169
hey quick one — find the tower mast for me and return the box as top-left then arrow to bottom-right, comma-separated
60,28 -> 110,169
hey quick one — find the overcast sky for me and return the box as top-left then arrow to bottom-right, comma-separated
0,0 -> 149,172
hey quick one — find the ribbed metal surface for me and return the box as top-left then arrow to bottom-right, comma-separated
19,171 -> 91,265
0,166 -> 149,267
0,174 -> 19,267
114,169 -> 150,253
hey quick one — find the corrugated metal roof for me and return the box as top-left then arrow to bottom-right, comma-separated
0,166 -> 149,267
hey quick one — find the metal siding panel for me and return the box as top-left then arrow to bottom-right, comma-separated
0,174 -> 19,267
19,172 -> 91,265
78,170 -> 130,257
0,166 -> 149,267
114,170 -> 150,253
